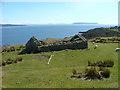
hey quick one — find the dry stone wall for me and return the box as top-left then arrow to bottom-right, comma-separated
38,41 -> 88,52
19,36 -> 88,54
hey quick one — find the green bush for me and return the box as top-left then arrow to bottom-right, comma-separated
9,46 -> 15,51
2,47 -> 9,52
19,45 -> 25,49
2,61 -> 6,66
72,69 -> 77,75
2,56 -> 23,66
6,58 -> 13,64
16,56 -> 23,61
71,67 -> 111,80
88,60 -> 114,67
16,48 -> 21,51
103,60 -> 114,67
88,61 -> 96,66
96,61 -> 104,67
13,59 -> 17,63
99,67 -> 110,78
85,67 -> 98,79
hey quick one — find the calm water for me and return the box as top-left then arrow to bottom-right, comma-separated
2,24 -> 116,46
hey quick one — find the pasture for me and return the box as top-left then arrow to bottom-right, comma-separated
2,41 -> 118,88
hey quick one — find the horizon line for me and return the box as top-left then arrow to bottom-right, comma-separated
1,23 -> 118,25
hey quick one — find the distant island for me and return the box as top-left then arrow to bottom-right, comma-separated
0,24 -> 26,27
73,22 -> 98,24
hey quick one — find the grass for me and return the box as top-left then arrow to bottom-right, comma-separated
2,41 -> 118,88
41,37 -> 72,44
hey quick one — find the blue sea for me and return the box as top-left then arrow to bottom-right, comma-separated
2,24 -> 116,46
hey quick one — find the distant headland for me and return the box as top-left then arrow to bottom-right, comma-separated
73,22 -> 98,24
0,24 -> 26,27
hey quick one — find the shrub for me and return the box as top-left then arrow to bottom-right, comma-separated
9,46 -> 15,51
88,61 -> 96,66
85,67 -> 98,79
99,67 -> 110,78
16,48 -> 21,51
95,37 -> 101,40
16,56 -> 22,61
71,67 -> 111,80
6,58 -> 13,64
102,69 -> 110,78
19,45 -> 25,49
2,61 -> 6,66
88,60 -> 114,67
72,69 -> 77,75
104,60 -> 114,67
2,47 -> 9,52
96,61 -> 104,67
13,59 -> 17,63
2,47 -> 6,52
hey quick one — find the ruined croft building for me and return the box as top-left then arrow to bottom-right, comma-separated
19,34 -> 88,54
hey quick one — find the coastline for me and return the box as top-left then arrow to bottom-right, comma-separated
0,24 -> 26,27
2,24 -> 117,46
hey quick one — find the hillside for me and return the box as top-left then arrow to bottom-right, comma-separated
2,41 -> 118,88
81,26 -> 120,39
1,26 -> 119,88
73,22 -> 98,24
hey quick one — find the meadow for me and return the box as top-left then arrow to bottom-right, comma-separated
2,41 -> 118,88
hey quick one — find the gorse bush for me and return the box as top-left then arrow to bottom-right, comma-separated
2,56 -> 23,66
103,60 -> 114,67
71,67 -> 111,80
13,59 -> 18,63
88,61 -> 96,66
19,45 -> 25,49
88,60 -> 114,67
16,56 -> 23,61
72,69 -> 77,75
2,46 -> 15,52
2,61 -> 6,66
85,67 -> 98,79
6,58 -> 13,64
2,45 -> 25,52
99,67 -> 110,78
9,46 -> 15,51
91,37 -> 120,43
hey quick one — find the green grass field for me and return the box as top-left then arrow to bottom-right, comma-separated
2,41 -> 118,88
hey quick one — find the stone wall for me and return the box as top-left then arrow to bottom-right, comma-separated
19,36 -> 88,54
38,41 -> 88,52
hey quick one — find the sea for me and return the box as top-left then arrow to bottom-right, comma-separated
2,24 -> 116,46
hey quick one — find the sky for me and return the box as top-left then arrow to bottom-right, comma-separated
2,1 -> 118,24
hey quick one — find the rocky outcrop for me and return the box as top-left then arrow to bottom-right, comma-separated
81,27 -> 120,39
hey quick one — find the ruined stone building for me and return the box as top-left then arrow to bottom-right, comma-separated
19,34 -> 88,54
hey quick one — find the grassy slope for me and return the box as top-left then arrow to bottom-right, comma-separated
2,41 -> 118,88
41,37 -> 72,44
